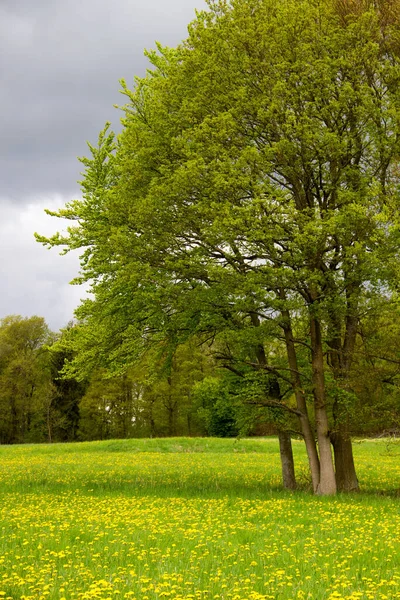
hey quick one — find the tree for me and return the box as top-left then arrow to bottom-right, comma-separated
193,377 -> 239,437
0,315 -> 54,444
48,341 -> 87,441
37,0 -> 400,493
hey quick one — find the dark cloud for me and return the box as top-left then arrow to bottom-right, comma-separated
0,0 -> 206,200
0,0 -> 207,328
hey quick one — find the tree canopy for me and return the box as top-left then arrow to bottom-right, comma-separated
37,0 -> 400,494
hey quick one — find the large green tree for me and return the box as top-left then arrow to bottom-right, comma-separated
37,0 -> 400,494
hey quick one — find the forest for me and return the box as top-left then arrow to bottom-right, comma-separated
0,311 -> 399,447
0,315 -> 224,444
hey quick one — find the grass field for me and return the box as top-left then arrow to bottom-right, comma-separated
0,437 -> 399,600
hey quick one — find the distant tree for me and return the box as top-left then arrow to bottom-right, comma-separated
77,340 -> 214,440
151,341 -> 214,437
77,371 -> 133,440
0,315 -> 53,444
48,342 -> 87,441
193,377 -> 239,438
342,299 -> 400,436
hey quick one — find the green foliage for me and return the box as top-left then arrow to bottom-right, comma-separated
345,300 -> 400,434
76,340 -> 215,440
36,0 -> 400,378
48,342 -> 87,441
0,316 -> 54,444
193,377 -> 239,437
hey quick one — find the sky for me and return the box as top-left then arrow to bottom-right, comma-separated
0,0 -> 207,331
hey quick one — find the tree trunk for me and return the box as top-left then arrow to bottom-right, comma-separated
10,393 -> 18,444
47,403 -> 52,443
310,315 -> 337,495
167,407 -> 175,436
278,429 -> 296,490
165,377 -> 177,437
334,309 -> 360,492
327,305 -> 360,493
147,398 -> 157,438
331,429 -> 359,492
281,306 -> 320,492
150,414 -> 156,438
249,310 -> 297,490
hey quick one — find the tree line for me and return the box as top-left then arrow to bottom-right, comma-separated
0,315 -> 239,444
1,311 -> 399,451
33,0 -> 400,494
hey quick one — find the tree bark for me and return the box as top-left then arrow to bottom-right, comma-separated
330,430 -> 359,492
334,307 -> 360,491
167,407 -> 176,436
280,306 -> 321,492
327,301 -> 360,492
150,413 -> 156,438
278,429 -> 296,490
310,314 -> 337,495
249,311 -> 297,490
47,402 -> 52,443
331,384 -> 359,492
10,389 -> 18,444
164,377 -> 178,437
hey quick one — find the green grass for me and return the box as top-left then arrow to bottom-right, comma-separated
0,437 -> 399,599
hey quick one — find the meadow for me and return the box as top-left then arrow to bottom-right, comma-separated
0,437 -> 399,600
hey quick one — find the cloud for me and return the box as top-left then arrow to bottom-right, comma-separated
0,0 -> 207,328
0,196 -> 86,331
0,0 -> 207,200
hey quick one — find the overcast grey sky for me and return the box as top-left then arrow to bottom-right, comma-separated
0,0 -> 207,330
